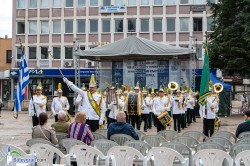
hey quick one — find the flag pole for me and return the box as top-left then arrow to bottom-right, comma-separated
48,50 -> 65,77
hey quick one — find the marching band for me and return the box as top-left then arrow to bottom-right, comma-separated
28,74 -> 221,136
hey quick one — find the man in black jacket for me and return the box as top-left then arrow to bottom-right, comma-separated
236,111 -> 250,138
107,111 -> 139,140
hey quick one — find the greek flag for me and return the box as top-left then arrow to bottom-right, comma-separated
14,49 -> 30,119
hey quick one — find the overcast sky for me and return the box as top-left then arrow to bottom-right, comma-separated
0,0 -> 12,38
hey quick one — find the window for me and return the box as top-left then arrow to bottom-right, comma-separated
80,47 -> 85,59
103,0 -> 111,6
29,47 -> 37,59
90,0 -> 98,6
167,18 -> 175,31
128,19 -> 136,32
41,21 -> 49,34
102,20 -> 110,32
141,0 -> 149,5
65,20 -> 73,33
115,19 -> 123,32
78,0 -> 85,7
193,18 -> 202,31
128,0 -> 136,6
154,18 -> 162,32
17,22 -> 25,34
196,45 -> 202,59
65,47 -> 73,59
17,0 -> 25,8
53,47 -> 61,59
53,20 -> 61,33
41,0 -> 49,8
29,0 -> 37,8
115,0 -> 123,6
41,47 -> 48,59
207,0 -> 215,3
167,0 -> 175,5
6,50 -> 12,63
193,0 -> 202,4
207,17 -> 214,31
141,19 -> 149,32
29,21 -> 37,34
180,0 -> 189,4
17,47 -> 24,59
77,19 -> 85,33
180,18 -> 189,31
90,20 -> 98,33
65,0 -> 73,7
154,0 -> 162,5
53,0 -> 61,7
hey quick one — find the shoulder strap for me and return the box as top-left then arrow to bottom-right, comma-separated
38,125 -> 50,141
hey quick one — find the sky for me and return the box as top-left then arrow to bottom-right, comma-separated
0,0 -> 12,38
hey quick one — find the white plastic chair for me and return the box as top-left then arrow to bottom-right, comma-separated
206,137 -> 232,151
26,138 -> 54,147
134,129 -> 146,140
196,142 -> 226,152
106,146 -> 144,166
235,150 -> 250,166
91,139 -> 119,155
95,129 -> 108,138
193,149 -> 233,166
60,138 -> 85,154
93,132 -> 107,140
124,140 -> 151,156
238,131 -> 250,139
157,130 -> 179,142
173,136 -> 199,149
56,132 -> 68,145
110,134 -> 135,146
212,131 -> 237,143
30,143 -> 70,166
141,135 -> 167,147
237,138 -> 250,144
145,147 -> 189,166
182,131 -> 207,143
69,145 -> 106,166
0,143 -> 31,166
229,143 -> 250,160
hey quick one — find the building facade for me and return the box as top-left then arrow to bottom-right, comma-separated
12,0 -> 218,110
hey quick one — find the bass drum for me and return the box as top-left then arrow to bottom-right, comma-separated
126,92 -> 142,116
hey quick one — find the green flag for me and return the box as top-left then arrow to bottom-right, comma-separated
198,45 -> 210,105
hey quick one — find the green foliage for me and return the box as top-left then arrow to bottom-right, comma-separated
208,0 -> 250,77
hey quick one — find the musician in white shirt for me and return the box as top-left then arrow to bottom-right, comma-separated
141,89 -> 152,132
74,84 -> 86,113
185,90 -> 195,125
171,89 -> 182,133
153,87 -> 171,132
51,83 -> 70,122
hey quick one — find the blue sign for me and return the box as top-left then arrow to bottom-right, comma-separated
158,60 -> 169,87
10,69 -> 95,78
134,61 -> 146,87
99,6 -> 127,13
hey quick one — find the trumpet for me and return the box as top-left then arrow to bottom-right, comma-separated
168,82 -> 178,91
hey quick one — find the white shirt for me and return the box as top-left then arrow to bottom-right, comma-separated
142,96 -> 153,114
67,83 -> 106,121
28,95 -> 47,117
185,95 -> 195,109
153,96 -> 171,116
199,95 -> 218,119
108,97 -> 125,119
171,96 -> 183,115
75,94 -> 85,113
51,96 -> 70,115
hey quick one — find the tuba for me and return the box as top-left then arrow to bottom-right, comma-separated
213,83 -> 224,94
168,82 -> 178,91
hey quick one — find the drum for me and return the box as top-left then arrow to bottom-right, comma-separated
126,92 -> 141,116
157,111 -> 172,127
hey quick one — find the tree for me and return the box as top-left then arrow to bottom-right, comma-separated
208,0 -> 250,77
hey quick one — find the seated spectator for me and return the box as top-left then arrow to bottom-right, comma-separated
51,111 -> 69,133
236,111 -> 250,138
32,112 -> 58,145
107,111 -> 139,140
68,112 -> 94,145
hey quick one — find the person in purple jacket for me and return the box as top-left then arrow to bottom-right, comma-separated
107,111 -> 139,140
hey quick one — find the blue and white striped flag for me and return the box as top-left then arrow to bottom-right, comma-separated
14,49 -> 30,119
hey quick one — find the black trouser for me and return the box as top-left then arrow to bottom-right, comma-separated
153,115 -> 157,127
155,116 -> 166,132
141,114 -> 149,131
86,119 -> 99,132
106,109 -> 111,125
32,115 -> 39,127
181,113 -> 186,129
125,111 -> 129,123
173,114 -> 181,132
107,118 -> 116,127
130,115 -> 141,130
186,108 -> 192,124
148,112 -> 154,129
203,118 -> 215,137
54,114 -> 58,122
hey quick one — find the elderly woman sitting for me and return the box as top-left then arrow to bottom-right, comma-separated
68,112 -> 94,145
32,112 -> 58,145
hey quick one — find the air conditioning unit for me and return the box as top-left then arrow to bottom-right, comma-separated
64,61 -> 73,67
15,61 -> 21,67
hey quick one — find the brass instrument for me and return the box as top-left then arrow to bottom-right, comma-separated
213,83 -> 224,94
157,111 -> 172,129
168,82 -> 178,91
